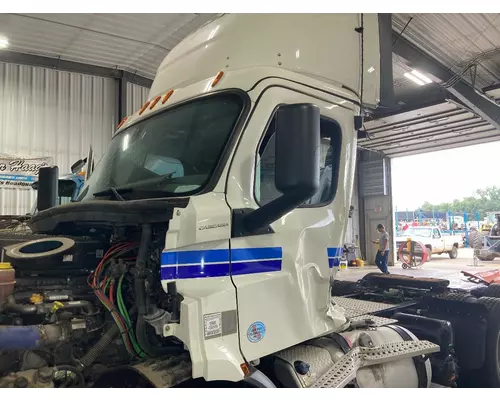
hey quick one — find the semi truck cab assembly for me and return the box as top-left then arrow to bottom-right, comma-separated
0,14 -> 499,389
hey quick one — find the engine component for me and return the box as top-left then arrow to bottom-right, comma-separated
0,324 -> 65,350
1,234 -> 105,273
134,225 -> 180,357
0,262 -> 15,306
5,296 -> 93,315
92,353 -> 192,388
79,325 -> 120,368
0,221 -> 184,388
4,237 -> 75,261
0,233 -> 106,311
53,365 -> 85,388
144,307 -> 172,336
0,367 -> 55,388
34,366 -> 55,388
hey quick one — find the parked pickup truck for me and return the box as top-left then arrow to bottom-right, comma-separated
395,226 -> 461,261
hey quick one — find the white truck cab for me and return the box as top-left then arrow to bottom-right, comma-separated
24,14 -> 439,388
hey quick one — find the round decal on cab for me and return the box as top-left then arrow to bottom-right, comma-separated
247,321 -> 266,343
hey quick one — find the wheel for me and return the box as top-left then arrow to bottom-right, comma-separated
449,245 -> 458,259
481,284 -> 500,299
402,263 -> 408,269
437,292 -> 477,303
476,297 -> 500,387
426,247 -> 432,262
471,286 -> 489,298
478,255 -> 496,261
331,280 -> 359,296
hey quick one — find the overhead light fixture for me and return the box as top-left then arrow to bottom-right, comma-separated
404,72 -> 425,86
0,36 -> 9,49
367,66 -> 375,73
404,69 -> 433,86
410,69 -> 432,84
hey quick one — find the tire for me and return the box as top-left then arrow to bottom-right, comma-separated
476,297 -> 500,387
331,280 -> 359,296
478,255 -> 496,262
481,284 -> 500,299
437,292 -> 477,303
449,245 -> 458,259
471,286 -> 489,298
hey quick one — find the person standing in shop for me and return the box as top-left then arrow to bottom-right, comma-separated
371,224 -> 390,274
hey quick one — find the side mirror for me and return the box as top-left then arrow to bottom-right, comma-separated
71,158 -> 87,174
275,104 -> 320,199
37,166 -> 59,211
244,103 -> 320,233
86,146 -> 94,180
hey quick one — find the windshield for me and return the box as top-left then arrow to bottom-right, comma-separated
78,93 -> 244,201
405,228 -> 432,238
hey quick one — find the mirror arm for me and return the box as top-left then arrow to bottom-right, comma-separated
243,188 -> 317,234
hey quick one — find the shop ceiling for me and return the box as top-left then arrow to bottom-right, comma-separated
365,14 -> 500,157
0,13 -> 499,157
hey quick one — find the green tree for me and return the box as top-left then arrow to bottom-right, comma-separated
417,186 -> 500,218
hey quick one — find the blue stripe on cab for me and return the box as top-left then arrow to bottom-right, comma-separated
161,263 -> 231,280
232,259 -> 282,275
160,259 -> 282,280
161,249 -> 229,266
160,247 -> 283,280
231,247 -> 282,262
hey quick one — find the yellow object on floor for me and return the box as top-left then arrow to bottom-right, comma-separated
356,258 -> 364,267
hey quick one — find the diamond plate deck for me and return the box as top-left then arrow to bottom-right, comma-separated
274,344 -> 335,387
312,340 -> 440,388
349,315 -> 398,327
332,297 -> 395,318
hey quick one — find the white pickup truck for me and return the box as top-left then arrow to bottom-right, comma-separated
395,226 -> 461,261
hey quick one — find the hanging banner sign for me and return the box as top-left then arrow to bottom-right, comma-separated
0,156 -> 54,189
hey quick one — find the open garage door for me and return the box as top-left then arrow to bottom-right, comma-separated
357,150 -> 395,266
360,101 -> 500,158
485,85 -> 500,105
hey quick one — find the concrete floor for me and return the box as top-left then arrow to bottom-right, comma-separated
338,248 -> 500,290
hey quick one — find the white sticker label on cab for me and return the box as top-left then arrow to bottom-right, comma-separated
204,312 -> 222,339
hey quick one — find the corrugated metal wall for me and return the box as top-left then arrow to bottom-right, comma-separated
0,62 -> 116,215
126,82 -> 149,116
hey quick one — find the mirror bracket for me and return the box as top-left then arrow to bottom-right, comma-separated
231,208 -> 275,238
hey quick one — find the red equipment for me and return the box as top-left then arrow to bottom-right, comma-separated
462,270 -> 500,285
398,240 -> 428,269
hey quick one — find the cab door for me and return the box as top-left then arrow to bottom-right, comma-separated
433,228 -> 445,252
225,84 -> 357,361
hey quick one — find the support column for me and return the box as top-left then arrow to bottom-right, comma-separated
117,76 -> 128,124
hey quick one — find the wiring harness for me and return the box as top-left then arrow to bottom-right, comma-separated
87,242 -> 147,359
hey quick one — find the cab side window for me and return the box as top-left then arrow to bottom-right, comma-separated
433,229 -> 441,238
255,112 -> 342,207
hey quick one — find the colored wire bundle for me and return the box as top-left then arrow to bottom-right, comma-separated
88,242 -> 146,358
